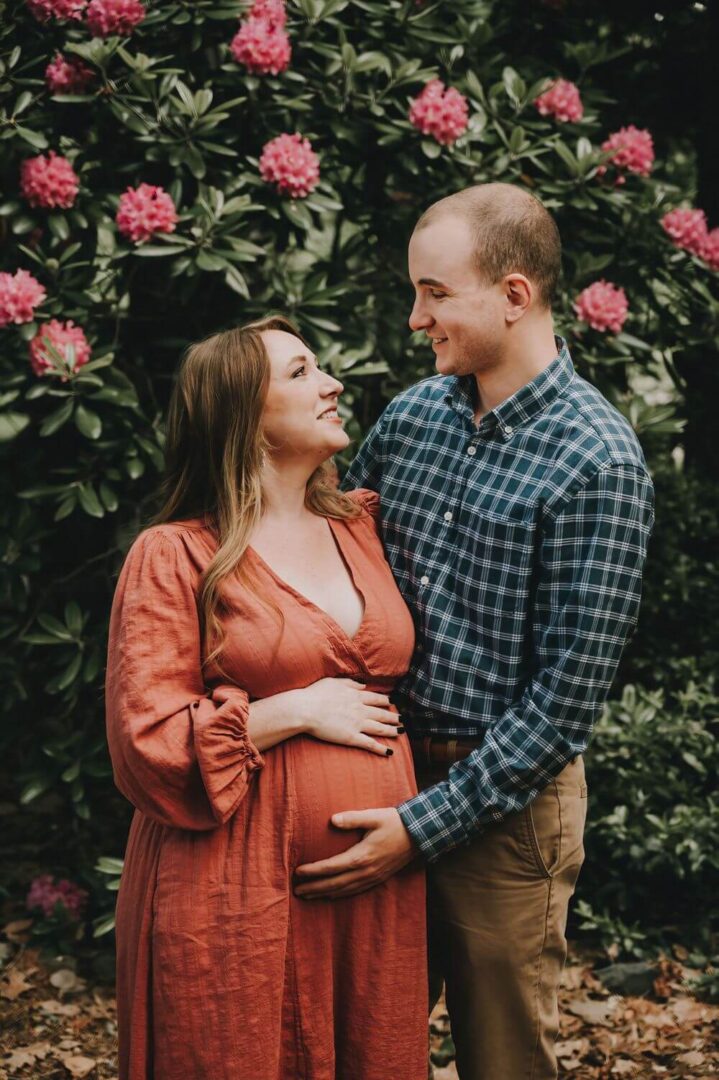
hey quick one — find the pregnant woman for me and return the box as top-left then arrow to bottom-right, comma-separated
105,316 -> 427,1080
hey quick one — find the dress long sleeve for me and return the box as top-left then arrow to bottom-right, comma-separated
105,527 -> 264,831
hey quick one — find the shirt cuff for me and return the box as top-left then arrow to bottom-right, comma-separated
397,783 -> 477,862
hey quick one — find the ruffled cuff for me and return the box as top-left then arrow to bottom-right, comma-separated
192,685 -> 264,825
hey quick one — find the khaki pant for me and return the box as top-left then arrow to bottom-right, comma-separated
417,756 -> 588,1080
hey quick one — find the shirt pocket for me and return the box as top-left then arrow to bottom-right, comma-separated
456,508 -> 537,613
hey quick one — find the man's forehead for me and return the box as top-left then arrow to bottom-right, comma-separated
409,217 -> 476,281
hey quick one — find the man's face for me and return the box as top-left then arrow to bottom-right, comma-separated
408,215 -> 506,378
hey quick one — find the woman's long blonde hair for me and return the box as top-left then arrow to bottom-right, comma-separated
153,315 -> 360,673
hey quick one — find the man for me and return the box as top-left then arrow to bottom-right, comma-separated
294,183 -> 654,1079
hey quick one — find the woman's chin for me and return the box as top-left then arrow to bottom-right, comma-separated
324,428 -> 351,453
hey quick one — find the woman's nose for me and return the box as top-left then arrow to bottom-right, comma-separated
321,372 -> 343,395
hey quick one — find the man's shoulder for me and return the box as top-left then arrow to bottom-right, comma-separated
382,375 -> 456,426
549,372 -> 648,473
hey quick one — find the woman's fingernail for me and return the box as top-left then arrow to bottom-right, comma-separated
385,748 -> 394,756
397,725 -> 405,734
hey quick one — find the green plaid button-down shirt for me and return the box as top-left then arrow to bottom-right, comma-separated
343,340 -> 654,861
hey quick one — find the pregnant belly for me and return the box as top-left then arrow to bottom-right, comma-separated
284,733 -> 419,866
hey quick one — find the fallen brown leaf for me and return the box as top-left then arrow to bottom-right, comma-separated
611,1059 -> 638,1075
561,965 -> 586,990
3,1041 -> 53,1068
59,1053 -> 97,1077
0,968 -> 33,1001
669,998 -> 708,1025
556,1038 -> 588,1058
39,998 -> 81,1017
50,968 -> 87,996
675,1050 -> 705,1067
565,995 -> 621,1026
4,1049 -> 37,1069
432,1066 -> 458,1080
2,920 -> 33,944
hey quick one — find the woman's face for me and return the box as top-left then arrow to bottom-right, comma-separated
260,329 -> 349,463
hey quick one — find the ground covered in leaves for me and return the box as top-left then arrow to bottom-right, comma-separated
1,920 -> 717,1079
431,956 -> 719,1079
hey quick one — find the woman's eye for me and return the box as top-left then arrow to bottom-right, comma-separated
291,365 -> 306,378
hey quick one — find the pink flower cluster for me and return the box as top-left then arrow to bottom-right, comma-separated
45,52 -> 95,93
599,125 -> 654,183
249,0 -> 286,26
409,79 -> 469,146
574,280 -> 628,334
20,152 -> 80,210
85,0 -> 145,37
230,0 -> 290,75
29,319 -> 91,376
661,207 -> 707,255
700,229 -> 719,271
27,874 -> 88,920
116,183 -> 178,244
28,0 -> 144,33
534,79 -> 583,123
0,270 -> 46,328
26,0 -> 86,21
260,133 -> 320,199
661,207 -> 719,271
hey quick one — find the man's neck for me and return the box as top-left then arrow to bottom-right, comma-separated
473,322 -> 558,421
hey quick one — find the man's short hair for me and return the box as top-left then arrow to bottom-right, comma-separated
415,183 -> 561,308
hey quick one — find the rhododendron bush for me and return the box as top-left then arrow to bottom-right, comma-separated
0,0 -> 717,943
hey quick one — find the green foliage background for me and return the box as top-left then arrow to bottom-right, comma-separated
1,0 -> 717,959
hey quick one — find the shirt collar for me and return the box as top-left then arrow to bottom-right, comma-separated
444,336 -> 575,441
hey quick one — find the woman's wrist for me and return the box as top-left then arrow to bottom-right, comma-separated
247,687 -> 309,750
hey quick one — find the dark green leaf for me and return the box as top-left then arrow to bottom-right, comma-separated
15,126 -> 48,150
0,412 -> 30,441
40,399 -> 74,437
75,403 -> 103,440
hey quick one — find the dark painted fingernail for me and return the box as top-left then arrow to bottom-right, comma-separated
397,725 -> 405,734
385,748 -> 394,756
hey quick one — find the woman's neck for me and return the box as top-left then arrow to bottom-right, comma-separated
260,457 -> 317,522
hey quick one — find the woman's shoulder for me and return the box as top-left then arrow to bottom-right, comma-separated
342,487 -> 381,521
123,518 -> 216,570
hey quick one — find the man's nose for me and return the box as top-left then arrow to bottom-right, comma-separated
409,299 -> 432,332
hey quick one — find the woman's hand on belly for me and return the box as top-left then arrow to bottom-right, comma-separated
297,678 -> 403,756
248,677 -> 402,754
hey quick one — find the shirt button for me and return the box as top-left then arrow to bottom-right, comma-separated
504,424 -> 514,436
443,511 -> 453,522
466,445 -> 477,456
420,575 -> 429,585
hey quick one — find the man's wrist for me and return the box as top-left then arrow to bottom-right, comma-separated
398,789 -> 473,863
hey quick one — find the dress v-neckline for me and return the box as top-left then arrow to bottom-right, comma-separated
247,517 -> 368,646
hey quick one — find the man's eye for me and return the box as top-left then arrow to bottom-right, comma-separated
430,291 -> 446,300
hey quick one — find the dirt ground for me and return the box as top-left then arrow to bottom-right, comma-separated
1,928 -> 717,1079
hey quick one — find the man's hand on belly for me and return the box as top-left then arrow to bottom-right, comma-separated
293,808 -> 418,899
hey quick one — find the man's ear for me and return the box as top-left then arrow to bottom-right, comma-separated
504,274 -> 532,323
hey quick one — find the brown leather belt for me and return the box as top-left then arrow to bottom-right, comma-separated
410,735 -> 483,766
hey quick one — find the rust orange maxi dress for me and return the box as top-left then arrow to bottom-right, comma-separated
106,489 -> 428,1080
